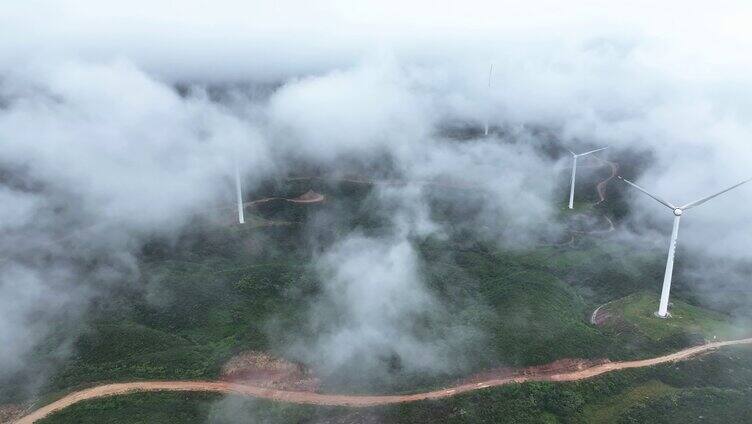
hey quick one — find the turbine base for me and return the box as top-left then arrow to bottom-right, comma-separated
654,311 -> 672,319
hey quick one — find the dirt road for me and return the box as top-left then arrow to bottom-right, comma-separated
590,300 -> 616,325
243,190 -> 325,208
15,338 -> 752,423
592,156 -> 618,205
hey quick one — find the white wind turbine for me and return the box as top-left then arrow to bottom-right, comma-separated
567,147 -> 609,209
234,161 -> 245,224
484,63 -> 493,136
619,176 -> 752,318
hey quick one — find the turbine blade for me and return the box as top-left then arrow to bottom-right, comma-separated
577,146 -> 609,157
565,148 -> 576,156
618,176 -> 676,210
681,177 -> 752,210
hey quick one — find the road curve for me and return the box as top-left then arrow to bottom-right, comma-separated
591,304 -> 604,325
590,301 -> 611,325
592,155 -> 618,205
15,338 -> 752,423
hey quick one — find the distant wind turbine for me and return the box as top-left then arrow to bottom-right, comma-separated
567,147 -> 609,209
619,176 -> 752,318
484,63 -> 493,136
235,162 -> 245,224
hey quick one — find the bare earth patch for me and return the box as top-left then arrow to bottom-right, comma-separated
220,351 -> 319,392
288,190 -> 325,204
0,404 -> 25,424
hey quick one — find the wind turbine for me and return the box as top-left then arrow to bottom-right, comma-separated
619,176 -> 752,318
567,147 -> 609,209
234,161 -> 245,224
484,63 -> 493,136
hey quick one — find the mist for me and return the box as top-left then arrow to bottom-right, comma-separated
1,0 -> 752,412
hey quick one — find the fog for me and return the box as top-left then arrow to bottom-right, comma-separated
1,0 -> 751,409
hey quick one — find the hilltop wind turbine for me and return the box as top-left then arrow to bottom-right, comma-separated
619,176 -> 752,318
484,63 -> 493,136
567,147 -> 609,209
234,161 -> 245,224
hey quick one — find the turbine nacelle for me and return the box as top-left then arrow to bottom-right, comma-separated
567,146 -> 609,158
673,208 -> 683,216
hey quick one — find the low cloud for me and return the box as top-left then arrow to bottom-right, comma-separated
1,1 -> 752,403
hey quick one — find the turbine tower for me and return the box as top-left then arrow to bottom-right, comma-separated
619,176 -> 751,318
567,147 -> 608,209
484,63 -> 493,136
234,162 -> 245,224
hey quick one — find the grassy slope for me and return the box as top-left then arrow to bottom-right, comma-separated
606,292 -> 743,342
579,380 -> 678,423
37,393 -> 218,424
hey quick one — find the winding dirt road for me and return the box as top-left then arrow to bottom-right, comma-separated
592,155 -> 618,205
243,190 -> 325,208
590,299 -> 616,325
15,338 -> 752,423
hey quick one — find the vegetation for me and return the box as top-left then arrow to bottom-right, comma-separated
16,174 -> 752,422
605,292 -> 742,342
38,393 -> 219,424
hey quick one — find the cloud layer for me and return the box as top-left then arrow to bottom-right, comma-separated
1,0 -> 752,400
